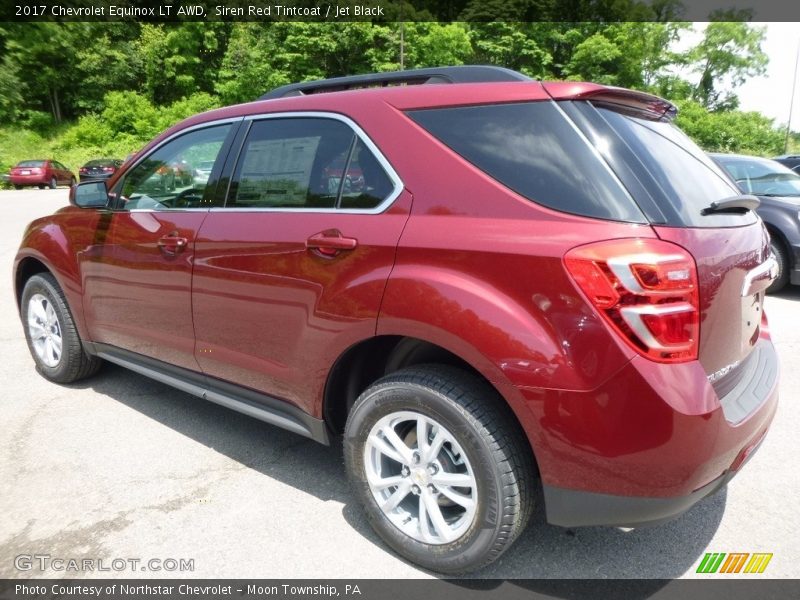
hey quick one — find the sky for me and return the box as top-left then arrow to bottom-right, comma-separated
737,23 -> 800,129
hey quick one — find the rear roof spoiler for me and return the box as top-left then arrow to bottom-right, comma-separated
543,82 -> 678,120
259,66 -> 533,100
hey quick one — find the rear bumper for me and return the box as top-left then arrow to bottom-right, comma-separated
79,173 -> 114,182
524,336 -> 779,527
543,430 -> 767,527
543,471 -> 731,527
9,175 -> 48,186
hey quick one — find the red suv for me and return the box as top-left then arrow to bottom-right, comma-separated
8,159 -> 76,189
14,67 -> 779,573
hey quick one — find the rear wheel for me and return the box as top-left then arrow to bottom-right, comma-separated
15,185 -> 23,190
49,177 -> 57,189
768,238 -> 790,293
37,185 -> 45,190
344,365 -> 535,574
21,273 -> 102,383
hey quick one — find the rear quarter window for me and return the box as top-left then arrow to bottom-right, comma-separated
407,101 -> 646,223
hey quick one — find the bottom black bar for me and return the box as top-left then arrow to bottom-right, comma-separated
0,580 -> 797,600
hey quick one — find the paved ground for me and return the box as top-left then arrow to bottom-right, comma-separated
1,188 -> 798,580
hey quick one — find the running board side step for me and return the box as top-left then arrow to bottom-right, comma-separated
87,343 -> 331,445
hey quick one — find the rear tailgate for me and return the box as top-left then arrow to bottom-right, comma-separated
557,93 -> 774,379
655,223 -> 771,377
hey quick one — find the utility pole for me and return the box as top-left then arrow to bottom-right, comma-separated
785,38 -> 800,154
400,22 -> 405,70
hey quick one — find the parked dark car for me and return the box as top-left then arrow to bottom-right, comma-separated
78,159 -> 123,182
773,154 -> 800,173
14,67 -> 779,574
8,160 -> 75,189
711,153 -> 800,292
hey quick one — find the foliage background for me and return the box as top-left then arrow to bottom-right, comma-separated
1,14 -> 798,185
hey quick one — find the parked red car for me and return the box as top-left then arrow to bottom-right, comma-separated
14,67 -> 779,573
8,159 -> 75,189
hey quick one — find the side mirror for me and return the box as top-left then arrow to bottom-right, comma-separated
70,181 -> 110,208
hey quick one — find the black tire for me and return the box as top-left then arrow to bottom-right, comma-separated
15,185 -> 23,190
37,185 -> 45,190
344,365 -> 535,574
69,176 -> 76,187
21,273 -> 102,383
768,238 -> 789,293
49,177 -> 57,189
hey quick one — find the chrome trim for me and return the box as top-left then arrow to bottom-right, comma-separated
211,111 -> 404,215
742,257 -> 778,297
126,208 -> 210,213
607,253 -> 688,294
619,302 -> 695,351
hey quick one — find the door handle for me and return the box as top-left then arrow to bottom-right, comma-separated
306,230 -> 358,256
158,232 -> 189,254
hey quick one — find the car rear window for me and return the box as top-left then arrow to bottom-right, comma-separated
17,160 -> 45,167
407,102 -> 646,223
85,160 -> 114,167
585,103 -> 756,228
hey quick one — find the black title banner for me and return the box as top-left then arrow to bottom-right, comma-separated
3,0 -> 800,22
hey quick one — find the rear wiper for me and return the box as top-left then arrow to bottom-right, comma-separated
701,194 -> 760,215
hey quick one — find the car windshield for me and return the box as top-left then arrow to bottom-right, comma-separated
17,160 -> 45,167
716,157 -> 800,197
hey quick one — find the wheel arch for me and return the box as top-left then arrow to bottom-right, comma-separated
15,255 -> 52,310
322,334 -> 539,474
763,222 -> 793,268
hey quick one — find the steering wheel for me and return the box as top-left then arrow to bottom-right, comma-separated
161,187 -> 205,208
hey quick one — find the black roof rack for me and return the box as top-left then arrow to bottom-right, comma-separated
259,65 -> 531,100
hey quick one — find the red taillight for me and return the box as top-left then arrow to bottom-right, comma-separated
564,238 -> 699,363
103,166 -> 114,172
79,167 -> 87,173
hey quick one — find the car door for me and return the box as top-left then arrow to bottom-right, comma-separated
80,121 -> 238,371
191,114 -> 410,414
54,162 -> 69,184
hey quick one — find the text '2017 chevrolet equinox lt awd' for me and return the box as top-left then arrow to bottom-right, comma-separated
15,66 -> 779,574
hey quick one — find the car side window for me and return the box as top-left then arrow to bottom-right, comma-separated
337,138 -> 394,210
227,117 -> 395,211
118,124 -> 232,210
228,118 -> 353,209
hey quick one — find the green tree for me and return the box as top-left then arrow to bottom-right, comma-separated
138,22 -> 230,104
72,23 -> 144,113
688,16 -> 767,110
676,99 -> 784,155
1,23 -> 85,122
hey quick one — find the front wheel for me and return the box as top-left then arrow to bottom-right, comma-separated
21,273 -> 102,383
344,365 -> 535,574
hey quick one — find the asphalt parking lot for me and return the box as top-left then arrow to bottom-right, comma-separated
1,188 -> 798,580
